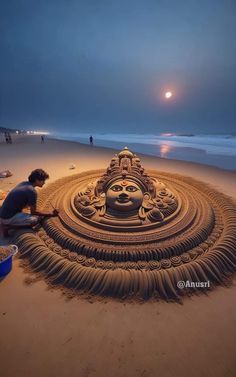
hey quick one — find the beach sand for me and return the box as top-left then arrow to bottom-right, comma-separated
0,135 -> 236,377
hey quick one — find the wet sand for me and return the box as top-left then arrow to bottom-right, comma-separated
0,135 -> 236,377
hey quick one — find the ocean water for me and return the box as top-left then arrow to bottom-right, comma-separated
52,132 -> 236,171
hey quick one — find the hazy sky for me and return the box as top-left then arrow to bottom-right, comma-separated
1,0 -> 236,133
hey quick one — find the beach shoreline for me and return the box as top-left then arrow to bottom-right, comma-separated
1,134 -> 236,191
51,133 -> 236,171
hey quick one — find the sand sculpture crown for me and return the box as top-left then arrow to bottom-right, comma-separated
74,147 -> 178,227
95,147 -> 155,195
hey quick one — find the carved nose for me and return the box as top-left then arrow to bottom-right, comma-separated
119,192 -> 128,198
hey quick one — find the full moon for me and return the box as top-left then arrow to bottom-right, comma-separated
165,91 -> 172,99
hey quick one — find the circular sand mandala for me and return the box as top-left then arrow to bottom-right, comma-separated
14,148 -> 236,299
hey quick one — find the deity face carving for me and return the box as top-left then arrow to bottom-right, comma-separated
75,148 -> 178,226
106,180 -> 143,212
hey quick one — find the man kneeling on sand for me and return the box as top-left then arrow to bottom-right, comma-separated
0,169 -> 58,237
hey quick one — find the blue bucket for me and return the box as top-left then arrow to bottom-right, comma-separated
0,245 -> 18,277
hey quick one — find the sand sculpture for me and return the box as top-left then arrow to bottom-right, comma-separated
13,148 -> 236,299
74,147 -> 178,227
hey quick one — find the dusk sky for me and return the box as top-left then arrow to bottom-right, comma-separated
1,0 -> 236,134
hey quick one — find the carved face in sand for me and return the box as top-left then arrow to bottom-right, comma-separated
106,180 -> 143,212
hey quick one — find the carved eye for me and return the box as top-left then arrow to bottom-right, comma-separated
126,186 -> 138,192
111,185 -> 123,192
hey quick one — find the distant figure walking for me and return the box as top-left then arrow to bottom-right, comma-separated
4,132 -> 9,144
41,135 -> 45,143
89,135 -> 93,146
5,132 -> 12,144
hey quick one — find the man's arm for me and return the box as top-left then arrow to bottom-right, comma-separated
30,204 -> 59,217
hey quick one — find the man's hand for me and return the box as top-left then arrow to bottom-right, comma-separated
30,204 -> 59,218
52,209 -> 59,217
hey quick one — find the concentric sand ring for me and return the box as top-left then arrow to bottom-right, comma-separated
13,170 -> 236,299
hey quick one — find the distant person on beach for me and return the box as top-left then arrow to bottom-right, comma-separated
8,133 -> 12,144
0,169 -> 59,237
4,132 -> 9,144
41,135 -> 45,143
89,135 -> 93,146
